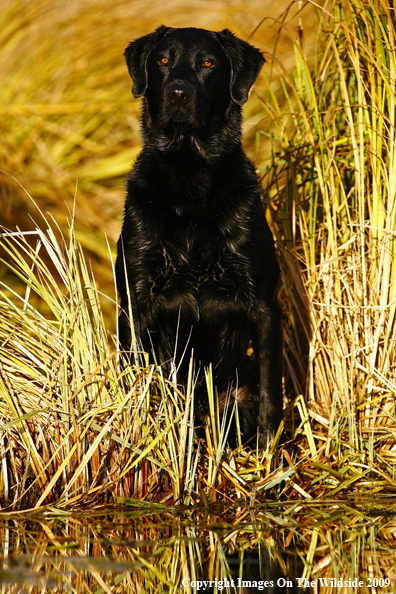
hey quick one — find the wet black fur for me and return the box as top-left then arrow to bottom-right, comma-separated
116,26 -> 283,447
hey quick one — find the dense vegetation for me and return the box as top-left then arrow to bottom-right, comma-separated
1,0 -> 396,515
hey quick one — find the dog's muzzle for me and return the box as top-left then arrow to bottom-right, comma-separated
165,82 -> 193,107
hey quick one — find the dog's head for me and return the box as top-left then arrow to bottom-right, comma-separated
124,26 -> 265,151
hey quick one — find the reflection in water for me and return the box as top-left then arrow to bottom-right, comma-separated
0,500 -> 396,592
201,552 -> 294,593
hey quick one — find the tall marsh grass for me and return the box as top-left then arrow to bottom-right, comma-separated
1,0 -> 396,509
261,0 -> 396,444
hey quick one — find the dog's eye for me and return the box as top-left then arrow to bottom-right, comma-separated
160,57 -> 169,65
203,60 -> 213,68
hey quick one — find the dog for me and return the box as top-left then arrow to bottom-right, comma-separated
116,26 -> 283,447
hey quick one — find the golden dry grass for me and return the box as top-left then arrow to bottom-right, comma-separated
0,0 -> 318,325
1,0 -> 396,521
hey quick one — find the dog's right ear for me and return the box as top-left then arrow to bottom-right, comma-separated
124,25 -> 169,98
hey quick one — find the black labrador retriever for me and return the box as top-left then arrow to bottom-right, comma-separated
116,26 -> 283,447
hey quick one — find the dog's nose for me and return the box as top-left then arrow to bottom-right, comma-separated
166,82 -> 192,105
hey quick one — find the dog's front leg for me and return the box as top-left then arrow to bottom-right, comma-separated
252,301 -> 283,448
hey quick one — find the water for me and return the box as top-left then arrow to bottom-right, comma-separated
1,498 -> 396,592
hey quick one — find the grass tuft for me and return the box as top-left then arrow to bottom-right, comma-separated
260,0 -> 396,444
0,199 -> 292,508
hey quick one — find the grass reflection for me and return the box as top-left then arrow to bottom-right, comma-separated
1,500 -> 396,592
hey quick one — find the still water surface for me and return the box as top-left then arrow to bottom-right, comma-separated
1,498 -> 396,592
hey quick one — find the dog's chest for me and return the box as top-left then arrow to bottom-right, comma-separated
148,216 -> 251,297
162,214 -> 222,268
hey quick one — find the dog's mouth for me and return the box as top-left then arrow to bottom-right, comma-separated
162,115 -> 201,138
162,110 -> 210,139
167,112 -> 193,125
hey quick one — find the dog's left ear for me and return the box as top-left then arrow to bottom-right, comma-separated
124,25 -> 170,98
216,29 -> 265,106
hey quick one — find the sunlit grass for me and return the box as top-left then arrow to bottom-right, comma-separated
0,0 -> 307,326
0,198 -> 395,509
0,194 -> 289,509
260,0 -> 396,440
1,0 -> 396,516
